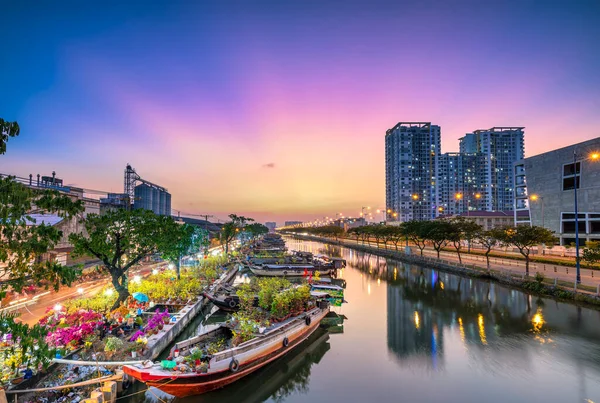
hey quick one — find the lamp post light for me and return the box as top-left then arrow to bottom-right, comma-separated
454,193 -> 463,215
529,194 -> 545,228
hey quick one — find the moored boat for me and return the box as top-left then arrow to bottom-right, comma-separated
249,264 -> 337,277
123,303 -> 330,397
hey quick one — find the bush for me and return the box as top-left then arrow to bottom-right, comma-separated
257,278 -> 290,310
535,272 -> 545,284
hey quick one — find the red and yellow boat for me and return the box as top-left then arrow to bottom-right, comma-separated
123,303 -> 329,398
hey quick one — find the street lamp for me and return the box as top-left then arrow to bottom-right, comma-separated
574,151 -> 600,283
361,206 -> 371,222
529,194 -> 545,228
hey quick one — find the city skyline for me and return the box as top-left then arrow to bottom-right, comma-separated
2,1 -> 600,222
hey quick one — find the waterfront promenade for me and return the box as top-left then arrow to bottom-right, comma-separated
292,234 -> 600,293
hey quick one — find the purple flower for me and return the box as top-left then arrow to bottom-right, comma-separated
129,331 -> 145,342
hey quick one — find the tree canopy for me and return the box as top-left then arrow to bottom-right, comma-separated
244,223 -> 269,239
220,214 -> 255,254
0,176 -> 84,295
161,224 -> 208,279
495,225 -> 556,276
70,208 -> 184,308
0,118 -> 20,155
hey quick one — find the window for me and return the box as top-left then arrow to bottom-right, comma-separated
563,162 -> 581,190
563,221 -> 586,233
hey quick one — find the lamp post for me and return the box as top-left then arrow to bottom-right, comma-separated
574,151 -> 582,284
530,194 -> 545,228
573,151 -> 600,284
455,193 -> 463,215
361,206 -> 371,223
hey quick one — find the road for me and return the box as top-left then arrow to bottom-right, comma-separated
10,261 -> 164,325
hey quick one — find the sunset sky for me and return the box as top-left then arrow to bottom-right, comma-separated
2,0 -> 600,224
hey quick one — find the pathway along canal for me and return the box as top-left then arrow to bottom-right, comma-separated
122,237 -> 600,403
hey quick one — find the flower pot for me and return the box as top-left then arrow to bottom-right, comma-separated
158,323 -> 164,331
131,351 -> 137,358
163,317 -> 171,324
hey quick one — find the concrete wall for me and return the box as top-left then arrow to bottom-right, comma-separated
522,137 -> 600,244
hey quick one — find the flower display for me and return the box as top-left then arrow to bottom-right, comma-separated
40,309 -> 105,349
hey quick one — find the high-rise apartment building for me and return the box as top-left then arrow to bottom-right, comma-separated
459,127 -> 524,212
385,122 -> 441,221
386,124 -> 524,221
438,152 -> 483,215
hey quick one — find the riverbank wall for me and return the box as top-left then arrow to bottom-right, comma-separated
286,233 -> 600,310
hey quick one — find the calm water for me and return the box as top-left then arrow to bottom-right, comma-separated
125,238 -> 600,403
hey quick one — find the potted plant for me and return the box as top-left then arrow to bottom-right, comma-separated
184,349 -> 203,367
196,363 -> 208,374
104,337 -> 124,358
126,343 -> 138,358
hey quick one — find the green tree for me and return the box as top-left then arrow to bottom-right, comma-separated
475,228 -> 503,271
220,214 -> 254,254
456,217 -> 482,253
245,223 -> 269,239
447,217 -> 482,264
388,226 -> 406,251
0,118 -> 20,155
424,221 -> 452,259
347,227 -> 361,243
161,224 -> 205,280
583,241 -> 600,267
403,220 -> 427,256
70,209 -> 182,309
496,225 -> 556,276
0,176 -> 84,295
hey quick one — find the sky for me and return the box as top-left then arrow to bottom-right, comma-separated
1,0 -> 600,224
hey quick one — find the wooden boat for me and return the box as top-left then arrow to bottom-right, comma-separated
249,264 -> 337,277
205,288 -> 337,312
197,329 -> 331,402
202,291 -> 259,312
310,283 -> 344,307
123,303 -> 330,397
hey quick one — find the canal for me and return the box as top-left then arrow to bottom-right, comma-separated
125,237 -> 600,402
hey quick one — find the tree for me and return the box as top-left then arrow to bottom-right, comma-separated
220,214 -> 255,254
475,228 -> 503,271
161,224 -> 205,280
0,118 -> 20,155
347,227 -> 361,243
388,226 -> 405,251
447,217 -> 482,264
403,220 -> 427,256
457,217 -> 482,253
424,221 -> 452,259
496,225 -> 556,276
245,223 -> 269,239
0,176 -> 84,296
70,209 -> 182,309
583,241 -> 600,267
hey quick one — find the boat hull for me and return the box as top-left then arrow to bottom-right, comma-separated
124,307 -> 328,398
249,266 -> 335,277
